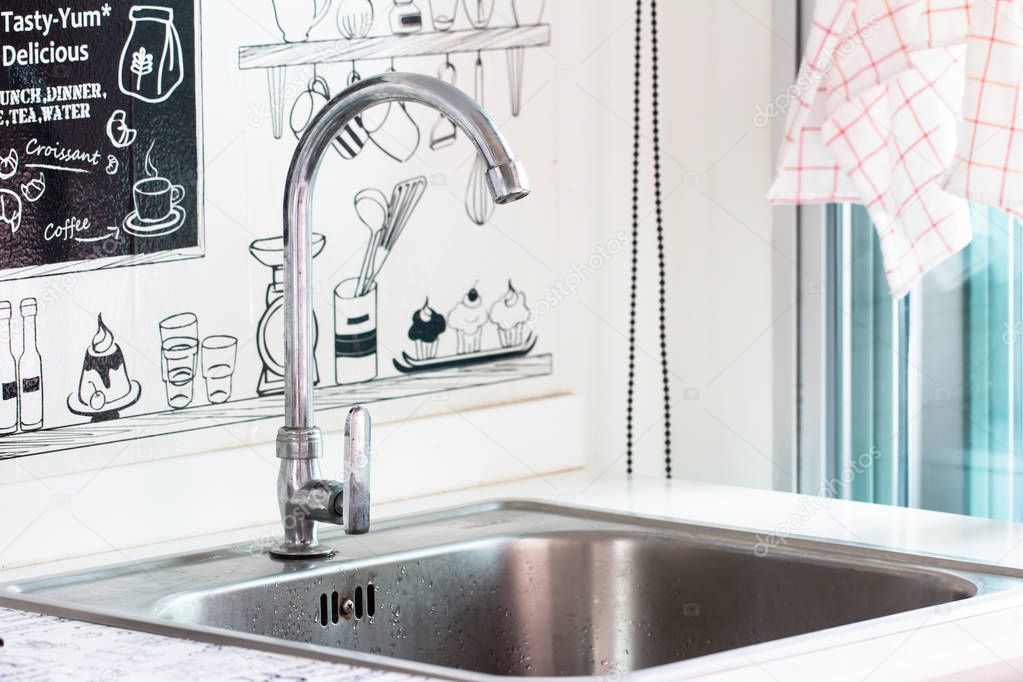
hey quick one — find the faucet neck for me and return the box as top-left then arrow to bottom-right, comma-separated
281,72 -> 525,429
272,73 -> 527,558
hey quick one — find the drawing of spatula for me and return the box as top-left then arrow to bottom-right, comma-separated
354,187 -> 388,295
366,176 -> 427,288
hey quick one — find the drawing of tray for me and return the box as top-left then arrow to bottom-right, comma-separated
393,335 -> 537,374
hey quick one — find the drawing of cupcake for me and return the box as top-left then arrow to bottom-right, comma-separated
447,284 -> 488,354
408,298 -> 446,360
489,280 -> 532,348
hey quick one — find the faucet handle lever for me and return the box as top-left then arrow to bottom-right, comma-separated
343,405 -> 371,534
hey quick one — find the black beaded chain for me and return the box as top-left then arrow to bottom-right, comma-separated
625,0 -> 642,476
625,0 -> 673,478
651,0 -> 672,478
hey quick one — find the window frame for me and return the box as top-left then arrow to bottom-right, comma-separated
770,0 -> 801,494
774,0 -> 924,501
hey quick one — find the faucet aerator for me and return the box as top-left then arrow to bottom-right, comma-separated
486,160 -> 531,204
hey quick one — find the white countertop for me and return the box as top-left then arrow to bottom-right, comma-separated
6,470 -> 1023,681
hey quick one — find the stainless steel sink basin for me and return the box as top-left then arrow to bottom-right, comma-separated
2,501 -> 1020,679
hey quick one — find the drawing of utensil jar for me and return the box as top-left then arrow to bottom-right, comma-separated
273,0 -> 333,42
334,278 -> 377,385
118,6 -> 185,104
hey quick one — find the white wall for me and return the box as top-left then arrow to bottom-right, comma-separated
558,1 -> 783,487
0,0 -> 784,572
0,395 -> 583,569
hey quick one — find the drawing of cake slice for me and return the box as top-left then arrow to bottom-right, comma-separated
77,315 -> 134,410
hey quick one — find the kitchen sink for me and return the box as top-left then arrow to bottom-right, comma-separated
2,501 -> 1020,679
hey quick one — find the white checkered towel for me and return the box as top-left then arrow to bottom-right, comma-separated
768,0 -> 1023,297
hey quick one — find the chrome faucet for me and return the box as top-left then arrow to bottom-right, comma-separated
271,72 -> 530,559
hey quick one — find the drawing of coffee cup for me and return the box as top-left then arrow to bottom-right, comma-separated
133,177 -> 184,224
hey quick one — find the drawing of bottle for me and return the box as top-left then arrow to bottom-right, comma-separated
0,301 -> 18,435
18,298 -> 42,432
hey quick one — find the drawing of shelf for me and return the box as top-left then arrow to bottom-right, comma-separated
0,354 -> 552,460
238,25 -> 551,138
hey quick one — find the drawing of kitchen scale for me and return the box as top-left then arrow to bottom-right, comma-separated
248,234 -> 325,396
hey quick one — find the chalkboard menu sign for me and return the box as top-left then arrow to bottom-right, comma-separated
0,1 -> 201,278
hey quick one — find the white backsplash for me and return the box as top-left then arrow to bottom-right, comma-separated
0,0 -> 568,474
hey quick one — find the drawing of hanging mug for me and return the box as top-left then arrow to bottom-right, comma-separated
273,0 -> 333,42
118,6 -> 185,104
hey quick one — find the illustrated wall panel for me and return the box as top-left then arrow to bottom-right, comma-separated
0,0 -> 564,465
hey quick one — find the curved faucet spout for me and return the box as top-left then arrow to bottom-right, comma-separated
283,72 -> 530,430
271,72 -> 530,559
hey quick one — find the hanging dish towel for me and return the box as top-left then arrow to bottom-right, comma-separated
768,0 -> 1023,297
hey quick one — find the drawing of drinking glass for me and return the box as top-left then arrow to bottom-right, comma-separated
201,336 -> 238,404
159,313 -> 198,409
162,338 -> 197,409
159,313 -> 197,368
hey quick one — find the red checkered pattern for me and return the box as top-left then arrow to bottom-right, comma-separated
769,0 -> 1023,297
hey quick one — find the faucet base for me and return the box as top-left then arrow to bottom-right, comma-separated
269,541 -> 336,560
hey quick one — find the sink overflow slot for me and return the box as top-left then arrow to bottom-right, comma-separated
318,582 -> 376,626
